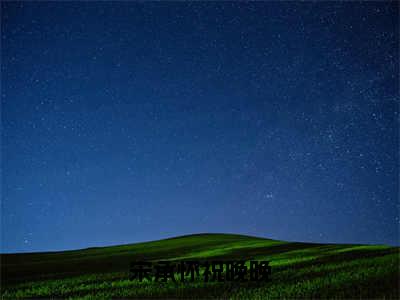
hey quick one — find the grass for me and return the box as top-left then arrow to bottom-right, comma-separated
1,233 -> 399,299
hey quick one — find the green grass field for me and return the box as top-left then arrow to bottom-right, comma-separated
1,233 -> 399,299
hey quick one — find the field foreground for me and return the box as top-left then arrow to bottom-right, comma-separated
1,233 -> 399,299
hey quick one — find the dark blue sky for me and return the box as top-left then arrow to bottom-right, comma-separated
1,2 -> 399,253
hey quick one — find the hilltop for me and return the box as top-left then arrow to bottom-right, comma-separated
1,233 -> 399,299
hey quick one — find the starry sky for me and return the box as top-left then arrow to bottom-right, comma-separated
1,2 -> 399,253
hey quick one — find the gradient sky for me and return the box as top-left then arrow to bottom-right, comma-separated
1,2 -> 399,253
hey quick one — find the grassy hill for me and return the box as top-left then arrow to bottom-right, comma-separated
1,233 -> 399,299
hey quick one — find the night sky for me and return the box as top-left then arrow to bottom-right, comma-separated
1,2 -> 399,253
